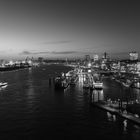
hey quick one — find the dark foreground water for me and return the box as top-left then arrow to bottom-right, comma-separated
0,64 -> 140,139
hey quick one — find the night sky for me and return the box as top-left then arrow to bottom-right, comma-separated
0,0 -> 140,59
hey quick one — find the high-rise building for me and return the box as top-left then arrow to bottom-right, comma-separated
103,52 -> 107,59
137,62 -> 140,71
93,54 -> 99,61
129,52 -> 138,61
102,52 -> 109,62
85,55 -> 90,61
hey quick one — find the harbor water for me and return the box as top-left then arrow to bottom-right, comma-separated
0,64 -> 140,139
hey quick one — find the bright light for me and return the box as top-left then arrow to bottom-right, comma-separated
88,69 -> 91,73
28,60 -> 32,64
9,61 -> 14,65
88,63 -> 91,67
22,61 -> 25,64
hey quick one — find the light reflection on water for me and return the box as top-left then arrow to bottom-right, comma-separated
91,90 -> 104,102
0,65 -> 140,139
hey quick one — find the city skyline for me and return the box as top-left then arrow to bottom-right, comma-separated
0,0 -> 140,59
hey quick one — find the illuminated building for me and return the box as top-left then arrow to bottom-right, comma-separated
129,52 -> 138,61
93,54 -> 99,61
85,55 -> 90,62
137,62 -> 140,71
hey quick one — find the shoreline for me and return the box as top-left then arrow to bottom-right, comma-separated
91,101 -> 140,126
0,66 -> 31,72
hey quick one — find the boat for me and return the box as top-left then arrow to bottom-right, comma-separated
93,81 -> 103,89
83,74 -> 90,89
54,76 -> 69,89
54,72 -> 70,90
83,79 -> 90,89
70,75 -> 78,85
92,73 -> 103,90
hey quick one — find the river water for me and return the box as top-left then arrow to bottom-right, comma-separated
0,64 -> 140,139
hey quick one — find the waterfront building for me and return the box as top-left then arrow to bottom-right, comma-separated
85,55 -> 91,62
137,62 -> 140,72
38,57 -> 44,63
111,61 -> 120,71
84,55 -> 91,67
93,54 -> 99,62
129,52 -> 138,61
127,63 -> 137,73
101,61 -> 106,70
0,59 -> 5,66
28,60 -> 33,66
120,65 -> 126,73
102,52 -> 109,62
100,52 -> 111,70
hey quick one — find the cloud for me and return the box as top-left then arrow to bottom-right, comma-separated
20,51 -> 49,55
51,51 -> 78,54
40,40 -> 72,45
21,51 -> 33,55
20,51 -> 78,55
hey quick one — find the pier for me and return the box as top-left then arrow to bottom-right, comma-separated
53,67 -> 140,126
91,101 -> 140,126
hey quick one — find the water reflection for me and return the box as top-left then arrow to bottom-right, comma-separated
123,119 -> 127,132
0,65 -> 140,139
26,68 -> 35,109
91,90 -> 104,102
133,89 -> 140,103
113,114 -> 116,122
107,112 -> 112,121
106,112 -> 116,122
78,73 -> 84,85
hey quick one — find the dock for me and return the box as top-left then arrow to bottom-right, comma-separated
91,102 -> 140,126
53,67 -> 140,126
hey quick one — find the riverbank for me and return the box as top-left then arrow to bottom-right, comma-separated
91,101 -> 140,126
0,65 -> 31,72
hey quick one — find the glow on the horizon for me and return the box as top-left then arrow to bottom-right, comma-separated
0,0 -> 140,59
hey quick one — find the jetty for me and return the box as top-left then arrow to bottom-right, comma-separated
91,101 -> 140,126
